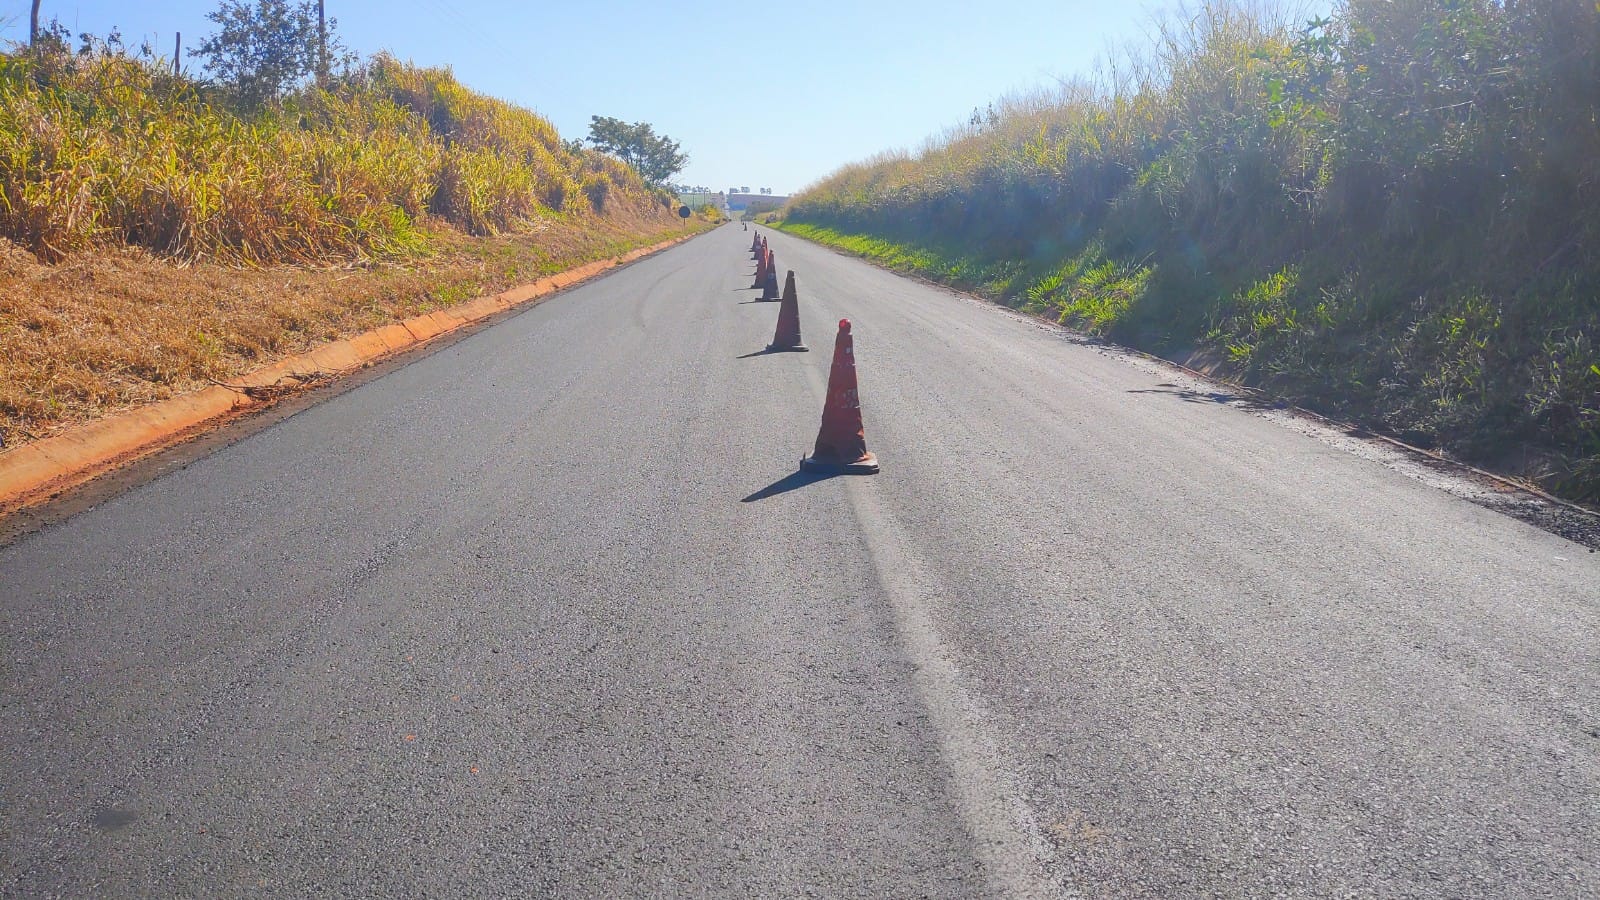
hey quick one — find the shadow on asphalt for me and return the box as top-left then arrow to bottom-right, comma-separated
741,469 -> 838,502
1127,383 -> 1282,410
736,348 -> 780,359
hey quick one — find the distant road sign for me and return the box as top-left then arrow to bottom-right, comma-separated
678,206 -> 691,218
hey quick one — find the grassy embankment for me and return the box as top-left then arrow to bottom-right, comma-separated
0,49 -> 710,448
778,0 -> 1600,504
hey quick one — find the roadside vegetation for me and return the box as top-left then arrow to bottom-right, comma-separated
779,0 -> 1600,503
692,202 -> 728,224
1,4 -> 704,446
0,49 -> 667,263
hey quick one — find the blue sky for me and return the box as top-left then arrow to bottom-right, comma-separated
4,0 -> 1292,193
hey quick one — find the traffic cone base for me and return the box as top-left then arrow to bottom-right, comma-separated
801,450 -> 878,474
766,340 -> 808,353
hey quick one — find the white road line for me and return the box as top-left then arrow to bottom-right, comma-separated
846,479 -> 1075,899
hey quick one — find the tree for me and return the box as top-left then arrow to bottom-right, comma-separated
585,116 -> 688,187
191,0 -> 353,109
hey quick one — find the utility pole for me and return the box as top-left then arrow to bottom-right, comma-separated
29,0 -> 41,50
317,0 -> 328,84
173,32 -> 181,76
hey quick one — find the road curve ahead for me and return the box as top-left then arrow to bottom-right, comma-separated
3,223 -> 1598,897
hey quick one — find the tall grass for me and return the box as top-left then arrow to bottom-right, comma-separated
783,0 -> 1600,502
0,48 -> 662,263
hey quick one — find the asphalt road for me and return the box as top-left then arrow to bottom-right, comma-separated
3,223 -> 1598,898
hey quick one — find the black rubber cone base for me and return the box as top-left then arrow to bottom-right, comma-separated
800,451 -> 879,474
765,342 -> 809,353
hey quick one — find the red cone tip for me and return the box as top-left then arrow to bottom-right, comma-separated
839,319 -> 851,332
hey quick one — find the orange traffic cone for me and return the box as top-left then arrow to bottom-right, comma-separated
751,232 -> 760,255
759,258 -> 780,300
766,271 -> 807,352
801,319 -> 879,474
751,248 -> 768,288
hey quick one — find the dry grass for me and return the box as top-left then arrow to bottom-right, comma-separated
0,50 -> 657,263
0,208 -> 704,447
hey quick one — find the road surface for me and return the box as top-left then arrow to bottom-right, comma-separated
3,224 -> 1598,897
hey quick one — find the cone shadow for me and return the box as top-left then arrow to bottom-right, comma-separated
736,348 -> 778,358
741,469 -> 838,502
